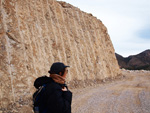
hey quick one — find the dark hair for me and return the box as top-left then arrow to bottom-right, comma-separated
60,68 -> 65,76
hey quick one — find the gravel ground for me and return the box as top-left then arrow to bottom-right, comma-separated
71,70 -> 150,113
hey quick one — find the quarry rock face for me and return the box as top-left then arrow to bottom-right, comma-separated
0,0 -> 120,112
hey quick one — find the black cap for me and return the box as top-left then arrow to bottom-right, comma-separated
48,62 -> 70,74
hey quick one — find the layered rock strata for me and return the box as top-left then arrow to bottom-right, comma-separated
0,0 -> 120,111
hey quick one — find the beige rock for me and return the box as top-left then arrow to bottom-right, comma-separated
0,0 -> 120,112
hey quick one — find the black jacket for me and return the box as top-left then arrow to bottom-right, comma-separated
33,76 -> 72,113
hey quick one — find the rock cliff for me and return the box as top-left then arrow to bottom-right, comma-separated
0,0 -> 120,112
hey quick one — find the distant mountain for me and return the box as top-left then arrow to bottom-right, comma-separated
115,49 -> 150,70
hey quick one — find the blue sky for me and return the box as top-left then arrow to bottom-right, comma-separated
57,0 -> 150,57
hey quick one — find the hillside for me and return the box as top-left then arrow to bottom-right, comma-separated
115,50 -> 150,70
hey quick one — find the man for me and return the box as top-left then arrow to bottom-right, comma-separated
33,62 -> 72,113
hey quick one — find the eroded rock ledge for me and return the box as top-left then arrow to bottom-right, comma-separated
0,0 -> 120,112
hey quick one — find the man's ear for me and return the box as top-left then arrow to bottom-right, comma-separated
59,72 -> 62,76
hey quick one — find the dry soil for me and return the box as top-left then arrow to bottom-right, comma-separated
71,70 -> 150,113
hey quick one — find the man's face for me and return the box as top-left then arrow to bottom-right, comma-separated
62,68 -> 68,79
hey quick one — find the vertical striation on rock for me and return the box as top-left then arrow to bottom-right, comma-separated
0,0 -> 120,112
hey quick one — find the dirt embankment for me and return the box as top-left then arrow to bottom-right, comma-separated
71,70 -> 150,113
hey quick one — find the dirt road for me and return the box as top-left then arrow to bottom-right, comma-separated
71,70 -> 150,113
